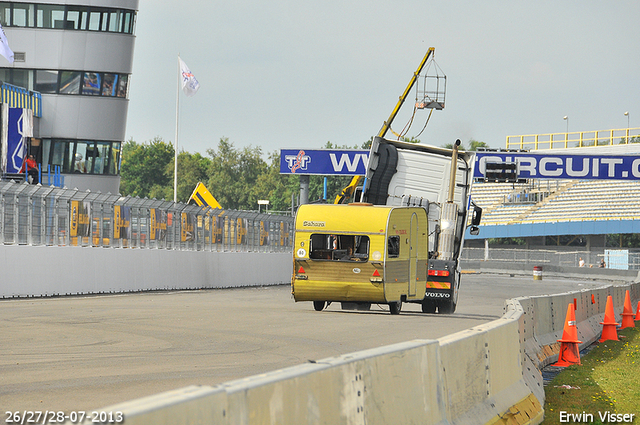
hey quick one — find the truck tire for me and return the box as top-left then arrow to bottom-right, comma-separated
313,301 -> 326,311
389,301 -> 402,315
421,299 -> 436,314
438,299 -> 456,314
367,142 -> 398,205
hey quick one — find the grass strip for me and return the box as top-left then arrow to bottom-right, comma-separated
542,326 -> 640,424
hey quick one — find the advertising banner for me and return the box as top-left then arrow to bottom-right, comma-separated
475,152 -> 640,180
236,218 -> 247,245
214,216 -> 224,244
70,200 -> 91,246
149,208 -> 167,241
181,212 -> 194,242
280,221 -> 290,246
259,221 -> 269,246
1,106 -> 33,174
280,149 -> 369,175
114,205 -> 131,240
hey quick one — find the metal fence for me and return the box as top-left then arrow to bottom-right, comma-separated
0,181 -> 293,252
461,247 -> 640,270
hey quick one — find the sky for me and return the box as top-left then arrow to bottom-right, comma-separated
125,1 -> 640,158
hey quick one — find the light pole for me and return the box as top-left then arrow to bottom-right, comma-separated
624,111 -> 630,143
563,116 -> 568,133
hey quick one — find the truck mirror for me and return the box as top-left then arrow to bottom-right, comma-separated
471,205 -> 482,226
469,226 -> 480,236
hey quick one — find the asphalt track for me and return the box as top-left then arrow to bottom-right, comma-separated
1,274 -> 607,413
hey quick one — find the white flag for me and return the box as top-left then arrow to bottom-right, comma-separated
0,23 -> 14,64
179,57 -> 199,97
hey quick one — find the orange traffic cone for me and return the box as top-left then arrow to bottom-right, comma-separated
553,303 -> 582,367
620,290 -> 635,329
636,301 -> 640,321
599,295 -> 619,343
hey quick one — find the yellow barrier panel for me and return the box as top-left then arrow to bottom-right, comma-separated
506,127 -> 640,150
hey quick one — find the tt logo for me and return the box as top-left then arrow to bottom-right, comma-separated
285,150 -> 311,173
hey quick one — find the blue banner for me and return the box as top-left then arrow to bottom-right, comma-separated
475,152 -> 640,180
6,108 -> 28,173
280,149 -> 369,175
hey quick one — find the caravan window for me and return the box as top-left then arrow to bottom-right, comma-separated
309,233 -> 369,261
387,236 -> 400,258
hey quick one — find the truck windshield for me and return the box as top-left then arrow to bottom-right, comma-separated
309,234 -> 369,261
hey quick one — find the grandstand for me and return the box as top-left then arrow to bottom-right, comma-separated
471,179 -> 640,225
465,130 -> 640,266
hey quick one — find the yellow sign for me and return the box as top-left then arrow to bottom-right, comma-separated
188,182 -> 222,209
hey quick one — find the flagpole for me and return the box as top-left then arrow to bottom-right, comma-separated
174,54 -> 180,203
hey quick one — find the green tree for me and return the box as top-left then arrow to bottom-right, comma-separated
252,151 -> 299,212
442,139 -> 489,151
172,151 -> 212,202
468,139 -> 489,151
120,137 -> 174,198
205,138 -> 268,210
400,136 -> 421,144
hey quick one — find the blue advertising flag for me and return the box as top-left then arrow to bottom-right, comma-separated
475,152 -> 640,181
280,149 -> 369,175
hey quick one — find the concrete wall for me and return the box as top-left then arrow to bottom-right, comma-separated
462,259 -> 640,282
80,279 -> 639,424
0,245 -> 291,298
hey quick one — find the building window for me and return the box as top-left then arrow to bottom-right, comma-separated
42,139 -> 121,175
13,3 -> 35,27
65,7 -> 82,30
0,3 -> 135,33
116,74 -> 128,98
87,10 -> 100,30
0,3 -> 10,26
102,73 -> 116,96
11,68 -> 32,90
35,70 -> 58,93
59,71 -> 81,94
1,68 -> 130,98
82,72 -> 101,95
36,4 -> 65,29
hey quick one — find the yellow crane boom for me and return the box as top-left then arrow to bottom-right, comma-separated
334,47 -> 436,204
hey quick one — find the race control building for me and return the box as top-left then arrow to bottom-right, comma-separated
0,0 -> 138,193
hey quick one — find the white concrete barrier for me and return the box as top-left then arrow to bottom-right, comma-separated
65,280 -> 640,425
0,245 -> 291,298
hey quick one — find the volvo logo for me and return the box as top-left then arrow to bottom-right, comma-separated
425,292 -> 450,298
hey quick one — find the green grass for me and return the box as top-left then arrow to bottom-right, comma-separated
542,326 -> 640,424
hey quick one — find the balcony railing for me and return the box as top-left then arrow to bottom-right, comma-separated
506,127 -> 640,151
0,81 -> 42,117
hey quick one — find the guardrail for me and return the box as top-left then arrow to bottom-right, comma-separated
506,127 -> 640,151
77,279 -> 639,424
462,247 -> 640,270
0,181 -> 293,252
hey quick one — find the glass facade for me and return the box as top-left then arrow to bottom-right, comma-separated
0,68 -> 130,98
0,2 -> 136,34
41,139 -> 121,175
1,3 -> 136,182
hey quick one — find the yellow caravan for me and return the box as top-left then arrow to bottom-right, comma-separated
291,203 -> 428,314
